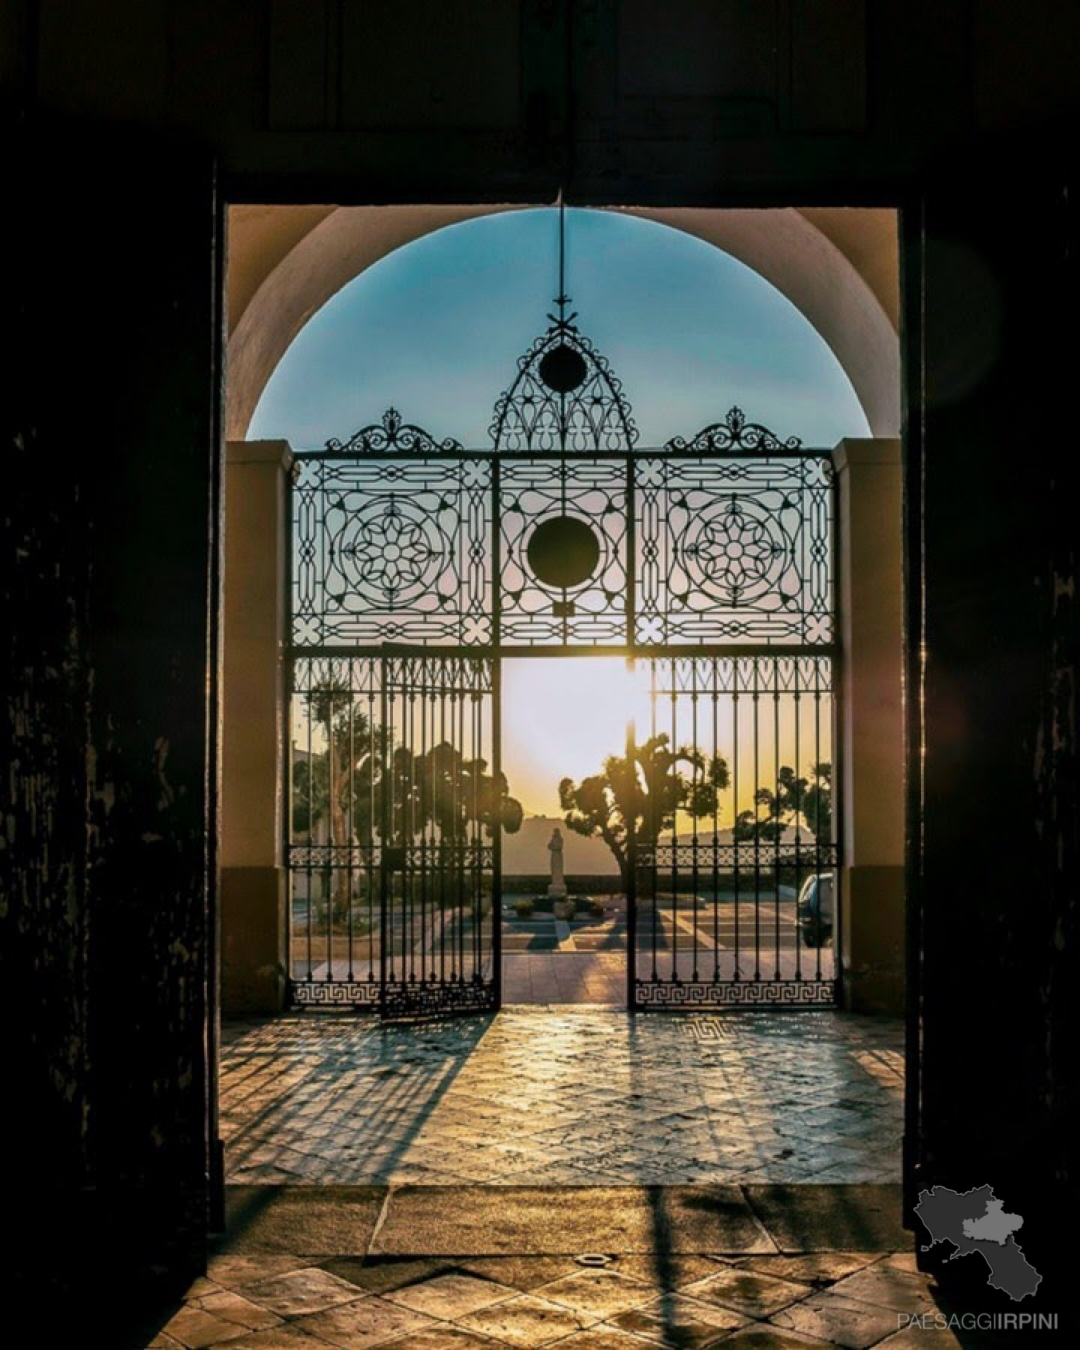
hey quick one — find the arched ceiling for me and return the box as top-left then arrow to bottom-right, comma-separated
227,203 -> 899,442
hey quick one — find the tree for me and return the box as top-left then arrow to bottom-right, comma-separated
410,742 -> 523,842
294,679 -> 386,842
558,733 -> 729,888
293,678 -> 522,919
733,762 -> 832,845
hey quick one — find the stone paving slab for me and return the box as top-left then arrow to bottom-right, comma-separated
143,1187 -> 1032,1350
369,1185 -> 778,1256
742,1187 -> 907,1254
222,1187 -> 385,1255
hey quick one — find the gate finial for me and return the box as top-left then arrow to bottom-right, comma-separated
489,203 -> 638,453
325,407 -> 464,455
664,406 -> 804,454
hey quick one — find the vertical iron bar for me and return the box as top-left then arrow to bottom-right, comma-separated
327,678 -> 335,982
774,661 -> 782,982
305,664 -> 313,981
492,655 -> 502,1007
733,662 -> 740,979
347,672 -> 355,982
712,659 -> 720,981
691,659 -> 700,983
491,456 -> 502,1006
406,683 -> 416,985
625,683 -> 637,1010
458,673 -> 468,986
418,667 -> 427,981
379,655 -> 390,1015
471,662 -> 481,985
753,657 -> 761,982
626,454 -> 636,648
438,681 -> 447,988
650,659 -> 659,983
794,667 -> 803,982
453,675 -> 462,982
814,654 -> 823,983
367,673 -> 376,982
670,663 -> 678,983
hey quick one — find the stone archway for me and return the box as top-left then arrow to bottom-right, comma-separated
226,204 -> 900,442
220,203 -> 905,1020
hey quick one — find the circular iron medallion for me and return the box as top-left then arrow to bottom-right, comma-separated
538,342 -> 588,392
526,515 -> 601,589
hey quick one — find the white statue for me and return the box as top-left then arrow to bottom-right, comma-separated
547,826 -> 568,899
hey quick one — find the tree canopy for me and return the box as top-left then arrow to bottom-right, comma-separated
733,762 -> 832,844
293,682 -> 521,846
558,733 -> 729,883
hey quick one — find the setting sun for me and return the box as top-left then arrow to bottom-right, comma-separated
502,656 -> 651,816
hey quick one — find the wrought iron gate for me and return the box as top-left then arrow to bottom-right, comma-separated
288,653 -> 497,1014
286,295 -> 839,1014
629,656 -> 836,1007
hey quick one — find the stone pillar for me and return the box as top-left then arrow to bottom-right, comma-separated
833,438 -> 905,1015
221,440 -> 293,1013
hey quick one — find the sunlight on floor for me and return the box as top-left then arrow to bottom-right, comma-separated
220,1010 -> 903,1187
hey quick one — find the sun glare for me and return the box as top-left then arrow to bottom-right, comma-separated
501,657 -> 652,816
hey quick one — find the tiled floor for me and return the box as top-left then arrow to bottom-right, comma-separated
221,1010 -> 904,1186
150,1244 -> 971,1349
503,952 -> 626,1004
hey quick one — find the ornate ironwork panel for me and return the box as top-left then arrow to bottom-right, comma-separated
635,451 -> 834,647
663,405 -> 806,455
490,317 -> 638,453
499,457 -> 629,646
292,437 -> 492,648
630,655 -> 838,1009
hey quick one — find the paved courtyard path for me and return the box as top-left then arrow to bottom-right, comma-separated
221,1010 -> 903,1187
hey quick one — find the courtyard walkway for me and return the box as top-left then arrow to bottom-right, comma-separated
137,1015 -> 999,1348
220,1011 -> 903,1187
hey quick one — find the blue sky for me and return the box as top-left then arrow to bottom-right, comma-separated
249,207 -> 869,450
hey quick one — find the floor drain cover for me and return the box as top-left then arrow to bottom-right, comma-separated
575,1253 -> 612,1267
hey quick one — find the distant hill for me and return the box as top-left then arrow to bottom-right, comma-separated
502,815 -> 620,876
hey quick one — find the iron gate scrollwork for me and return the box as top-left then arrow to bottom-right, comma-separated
293,411 -> 492,648
286,300 -> 840,1015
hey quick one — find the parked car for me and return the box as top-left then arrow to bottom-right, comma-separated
797,872 -> 834,947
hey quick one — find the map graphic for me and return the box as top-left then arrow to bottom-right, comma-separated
914,1185 -> 1042,1302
